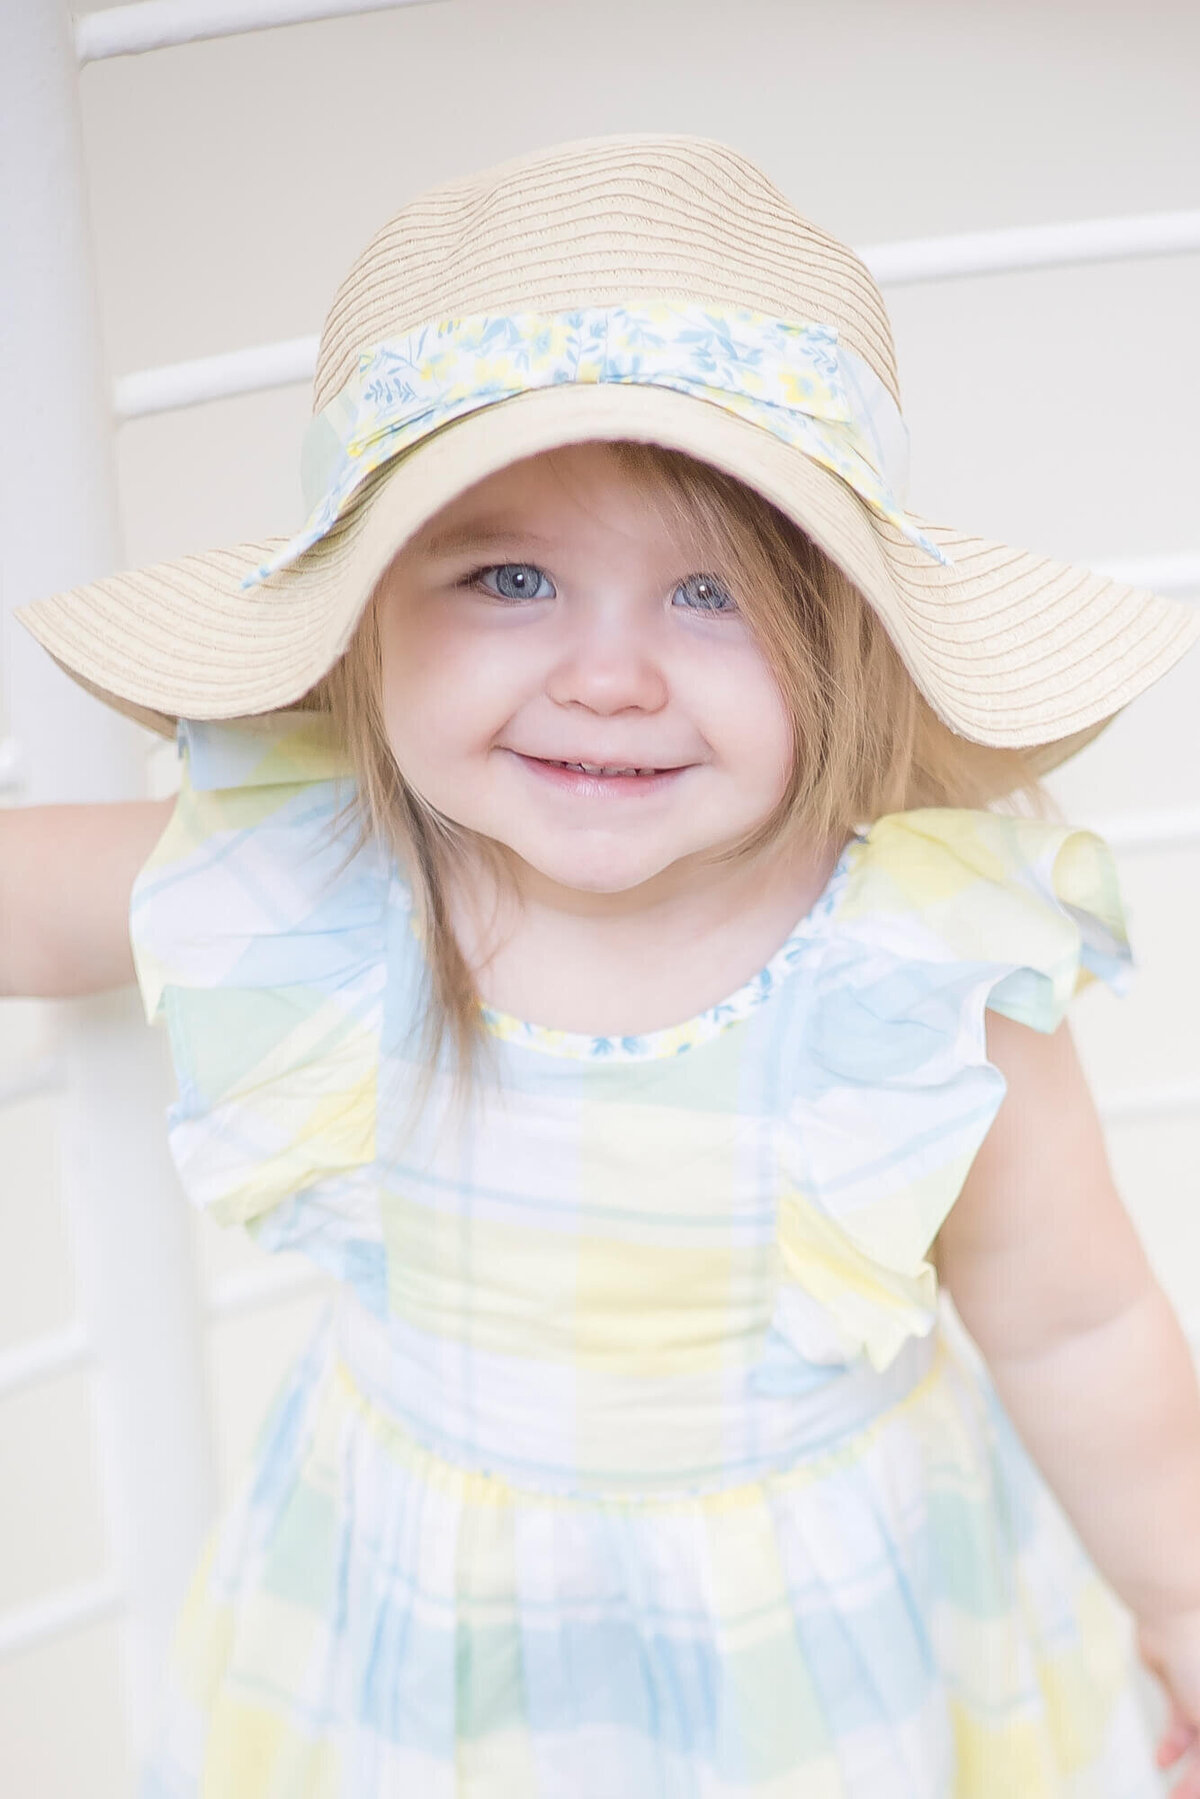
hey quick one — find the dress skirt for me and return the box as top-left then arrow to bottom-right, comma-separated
139,1306 -> 1159,1799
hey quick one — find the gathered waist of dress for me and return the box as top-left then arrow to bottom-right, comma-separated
330,1292 -> 942,1500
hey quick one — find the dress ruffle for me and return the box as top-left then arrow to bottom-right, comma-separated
131,713 -> 392,1227
767,810 -> 1130,1376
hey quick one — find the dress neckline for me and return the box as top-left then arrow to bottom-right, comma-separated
477,837 -> 859,1062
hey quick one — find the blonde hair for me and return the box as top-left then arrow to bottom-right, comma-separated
310,441 -> 1044,1088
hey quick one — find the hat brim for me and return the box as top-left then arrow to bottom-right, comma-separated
18,382 -> 1200,766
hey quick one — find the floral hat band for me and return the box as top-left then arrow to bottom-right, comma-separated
239,301 -> 947,591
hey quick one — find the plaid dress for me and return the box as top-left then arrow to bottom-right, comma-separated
133,712 -> 1159,1798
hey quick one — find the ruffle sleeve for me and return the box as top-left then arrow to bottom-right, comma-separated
763,808 -> 1131,1381
130,711 -> 392,1229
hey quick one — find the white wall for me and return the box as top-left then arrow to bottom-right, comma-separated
1,1 -> 1197,1791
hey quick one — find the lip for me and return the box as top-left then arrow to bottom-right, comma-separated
508,751 -> 693,796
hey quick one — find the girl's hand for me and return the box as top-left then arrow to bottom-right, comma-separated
1138,1608 -> 1200,1794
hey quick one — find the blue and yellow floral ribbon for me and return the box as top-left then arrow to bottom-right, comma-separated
240,301 -> 949,590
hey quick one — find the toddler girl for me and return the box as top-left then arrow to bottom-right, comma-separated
8,134 -> 1200,1797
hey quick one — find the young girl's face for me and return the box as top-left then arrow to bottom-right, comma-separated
374,443 -> 796,900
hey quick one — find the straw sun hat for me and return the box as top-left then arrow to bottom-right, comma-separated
19,132 -> 1199,764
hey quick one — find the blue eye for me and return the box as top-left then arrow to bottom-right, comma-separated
672,573 -> 737,614
473,563 -> 555,601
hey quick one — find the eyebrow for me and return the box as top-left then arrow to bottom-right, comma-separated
416,519 -> 554,559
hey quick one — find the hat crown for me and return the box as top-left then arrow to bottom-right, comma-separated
312,134 -> 900,415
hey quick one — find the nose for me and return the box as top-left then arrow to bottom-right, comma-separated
544,600 -> 669,715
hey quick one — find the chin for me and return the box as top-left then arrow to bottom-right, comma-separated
536,860 -> 669,895
517,840 -> 680,895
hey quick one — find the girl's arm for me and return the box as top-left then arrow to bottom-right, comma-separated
937,1013 -> 1200,1780
937,1013 -> 1200,1619
0,800 -> 173,997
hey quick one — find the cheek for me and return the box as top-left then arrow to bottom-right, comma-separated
378,604 -> 520,772
378,604 -> 455,775
701,643 -> 795,795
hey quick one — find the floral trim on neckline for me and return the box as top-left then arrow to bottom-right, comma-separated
477,843 -> 859,1062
